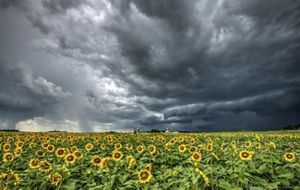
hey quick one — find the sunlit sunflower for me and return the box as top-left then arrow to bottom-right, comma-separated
85,143 -> 94,151
114,143 -> 122,150
178,144 -> 186,153
137,145 -> 145,154
284,152 -> 296,162
112,150 -> 123,161
70,146 -> 78,152
91,155 -> 102,167
47,145 -> 55,153
268,142 -> 276,149
16,141 -> 24,148
207,143 -> 213,151
3,152 -> 14,162
255,143 -> 261,149
128,158 -> 136,169
29,159 -> 40,169
1,171 -> 20,186
3,143 -> 10,152
64,153 -> 77,164
14,148 -> 23,157
73,150 -> 83,159
36,150 -> 45,157
239,150 -> 254,161
191,152 -> 202,162
148,145 -> 157,155
55,148 -> 66,158
48,172 -> 63,186
29,142 -> 37,149
100,157 -> 112,171
42,142 -> 49,149
244,141 -> 252,148
126,143 -> 133,151
39,160 -> 52,172
188,146 -> 197,154
138,169 -> 152,184
100,144 -> 106,150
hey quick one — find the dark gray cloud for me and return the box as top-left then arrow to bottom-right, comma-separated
0,0 -> 299,131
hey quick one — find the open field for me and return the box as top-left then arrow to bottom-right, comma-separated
1,132 -> 299,189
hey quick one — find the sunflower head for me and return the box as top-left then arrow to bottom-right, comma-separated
148,145 -> 157,155
64,153 -> 77,164
48,172 -> 63,186
39,161 -> 52,172
178,144 -> 186,153
138,169 -> 152,184
91,155 -> 102,167
3,152 -> 14,162
1,171 -> 20,186
144,163 -> 153,172
85,143 -> 94,151
29,159 -> 40,169
112,150 -> 123,161
55,148 -> 66,158
126,144 -> 133,150
244,141 -> 252,148
239,150 -> 254,161
114,143 -> 122,150
191,152 -> 202,162
284,152 -> 296,162
137,145 -> 145,154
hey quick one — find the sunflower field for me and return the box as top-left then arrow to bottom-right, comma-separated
0,132 -> 299,190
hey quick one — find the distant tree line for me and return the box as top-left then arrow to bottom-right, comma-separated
282,123 -> 300,130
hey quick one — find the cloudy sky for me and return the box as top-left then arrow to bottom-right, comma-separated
0,0 -> 299,132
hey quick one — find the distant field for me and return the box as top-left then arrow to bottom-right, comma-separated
0,132 -> 299,189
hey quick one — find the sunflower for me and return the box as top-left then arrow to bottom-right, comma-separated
48,172 -> 63,186
138,169 -> 152,184
112,150 -> 123,161
191,152 -> 202,162
268,142 -> 276,149
178,144 -> 186,153
137,145 -> 145,154
73,151 -> 83,159
284,152 -> 296,162
29,142 -> 37,149
188,146 -> 197,154
100,144 -> 106,150
126,144 -> 133,151
55,148 -> 66,158
100,157 -> 112,171
64,153 -> 77,164
70,146 -> 78,152
39,161 -> 52,172
239,150 -> 254,161
1,171 -> 20,186
91,155 -> 102,167
47,145 -> 55,153
3,152 -> 14,162
255,143 -> 261,149
244,141 -> 252,148
207,143 -> 213,151
3,143 -> 10,152
85,143 -> 94,151
29,159 -> 40,169
16,141 -> 24,148
128,158 -> 136,169
36,150 -> 45,157
148,145 -> 157,155
14,148 -> 23,157
114,143 -> 122,150
42,142 -> 49,149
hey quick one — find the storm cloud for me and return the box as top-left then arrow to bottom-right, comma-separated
0,0 -> 299,132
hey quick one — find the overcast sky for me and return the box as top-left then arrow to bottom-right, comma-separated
0,0 -> 299,132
